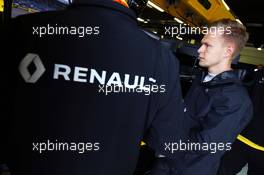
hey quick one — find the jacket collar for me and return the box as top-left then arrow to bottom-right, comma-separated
201,70 -> 242,87
70,0 -> 136,21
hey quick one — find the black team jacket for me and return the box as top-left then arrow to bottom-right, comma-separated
150,70 -> 253,175
0,0 -> 188,175
182,70 -> 253,175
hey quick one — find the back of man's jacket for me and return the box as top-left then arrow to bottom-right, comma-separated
0,0 -> 188,175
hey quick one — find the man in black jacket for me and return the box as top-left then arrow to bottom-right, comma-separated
150,19 -> 253,175
0,0 -> 188,175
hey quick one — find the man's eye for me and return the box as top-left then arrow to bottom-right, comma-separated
205,44 -> 211,48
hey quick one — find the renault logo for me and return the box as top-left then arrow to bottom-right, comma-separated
19,53 -> 46,83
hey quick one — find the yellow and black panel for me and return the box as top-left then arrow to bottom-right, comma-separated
0,0 -> 3,12
149,0 -> 235,26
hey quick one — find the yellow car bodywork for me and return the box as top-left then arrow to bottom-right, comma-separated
0,0 -> 4,12
150,0 -> 235,26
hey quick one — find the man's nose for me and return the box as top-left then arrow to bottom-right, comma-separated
198,45 -> 204,54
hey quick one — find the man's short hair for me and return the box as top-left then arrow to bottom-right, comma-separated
209,18 -> 249,58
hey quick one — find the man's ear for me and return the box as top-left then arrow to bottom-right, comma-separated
224,44 -> 235,58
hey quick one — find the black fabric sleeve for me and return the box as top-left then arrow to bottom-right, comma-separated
144,45 -> 189,158
0,17 -> 22,172
189,88 -> 253,154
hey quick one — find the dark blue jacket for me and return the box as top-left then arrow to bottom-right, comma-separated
150,70 -> 253,175
182,70 -> 253,175
0,0 -> 188,175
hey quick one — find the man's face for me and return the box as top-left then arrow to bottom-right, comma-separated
198,32 -> 227,68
